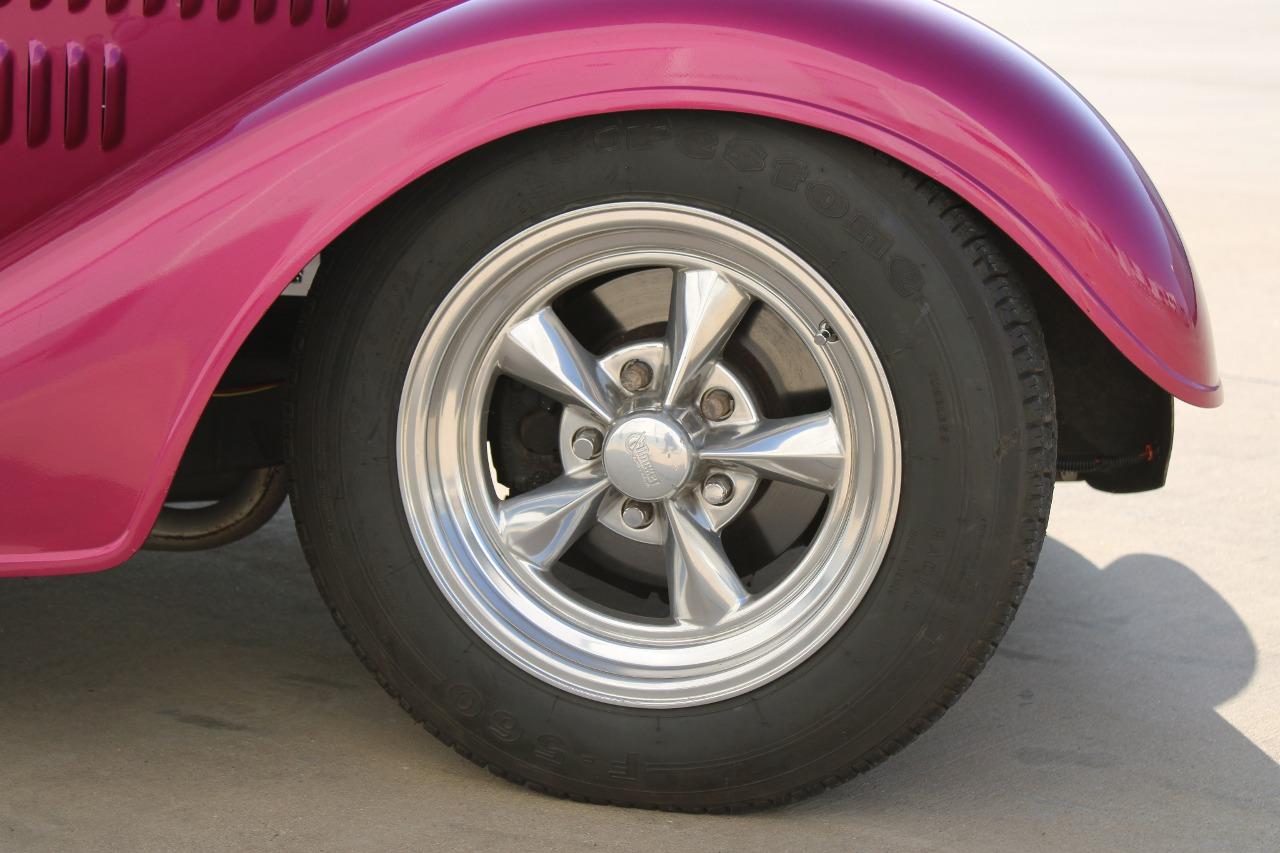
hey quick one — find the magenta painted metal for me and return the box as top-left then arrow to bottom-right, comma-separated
0,0 -> 1219,576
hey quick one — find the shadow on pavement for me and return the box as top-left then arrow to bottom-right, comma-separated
801,537 -> 1279,846
0,518 -> 1276,849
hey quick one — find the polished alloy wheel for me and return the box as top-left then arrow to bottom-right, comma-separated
398,202 -> 901,707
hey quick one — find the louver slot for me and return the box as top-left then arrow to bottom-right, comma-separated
0,42 -> 11,145
65,41 -> 89,148
102,43 -> 125,150
27,41 -> 51,147
326,0 -> 348,27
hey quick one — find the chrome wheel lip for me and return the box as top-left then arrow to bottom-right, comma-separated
398,202 -> 901,708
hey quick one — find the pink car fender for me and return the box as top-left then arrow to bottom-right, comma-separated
0,0 -> 1219,575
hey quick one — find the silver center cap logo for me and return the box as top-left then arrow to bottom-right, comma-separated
602,415 -> 693,501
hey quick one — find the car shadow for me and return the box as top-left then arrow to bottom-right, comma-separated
786,537 -> 1279,845
0,515 -> 1276,849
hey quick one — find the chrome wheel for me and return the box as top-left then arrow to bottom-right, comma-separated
398,202 -> 900,707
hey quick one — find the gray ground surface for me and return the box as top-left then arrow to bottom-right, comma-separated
2,1 -> 1277,850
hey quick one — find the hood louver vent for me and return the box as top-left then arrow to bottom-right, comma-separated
81,0 -> 348,24
0,41 -> 126,150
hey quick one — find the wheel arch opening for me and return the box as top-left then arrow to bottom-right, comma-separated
200,109 -> 1172,522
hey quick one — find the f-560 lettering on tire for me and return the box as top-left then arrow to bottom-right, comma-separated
290,112 -> 1055,810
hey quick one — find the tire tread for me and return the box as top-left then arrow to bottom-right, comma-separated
289,129 -> 1056,813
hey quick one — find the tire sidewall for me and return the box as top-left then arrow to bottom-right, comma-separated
292,112 -> 1047,807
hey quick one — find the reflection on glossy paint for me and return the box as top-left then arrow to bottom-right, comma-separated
0,0 -> 1218,575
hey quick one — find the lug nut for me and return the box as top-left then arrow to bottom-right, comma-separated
621,500 -> 655,530
571,427 -> 604,461
699,388 -> 735,422
619,359 -> 654,393
702,473 -> 734,506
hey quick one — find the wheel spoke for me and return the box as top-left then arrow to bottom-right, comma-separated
663,268 -> 752,407
664,497 -> 749,627
700,411 -> 845,491
497,308 -> 614,422
497,473 -> 611,568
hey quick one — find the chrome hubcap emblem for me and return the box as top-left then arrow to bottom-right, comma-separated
602,414 -> 693,501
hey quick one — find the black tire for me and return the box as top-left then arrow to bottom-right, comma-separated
290,112 -> 1055,811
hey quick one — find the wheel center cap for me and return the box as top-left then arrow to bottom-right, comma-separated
602,414 -> 693,501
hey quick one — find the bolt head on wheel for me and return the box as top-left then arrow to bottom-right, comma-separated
701,473 -> 734,506
699,388 -> 735,422
571,427 -> 604,461
619,359 -> 654,393
620,500 -> 655,529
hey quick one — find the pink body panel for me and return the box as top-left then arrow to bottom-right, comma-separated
0,0 -> 1219,575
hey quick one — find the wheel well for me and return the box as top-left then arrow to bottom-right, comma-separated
1006,241 -> 1173,493
192,110 -> 1172,508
